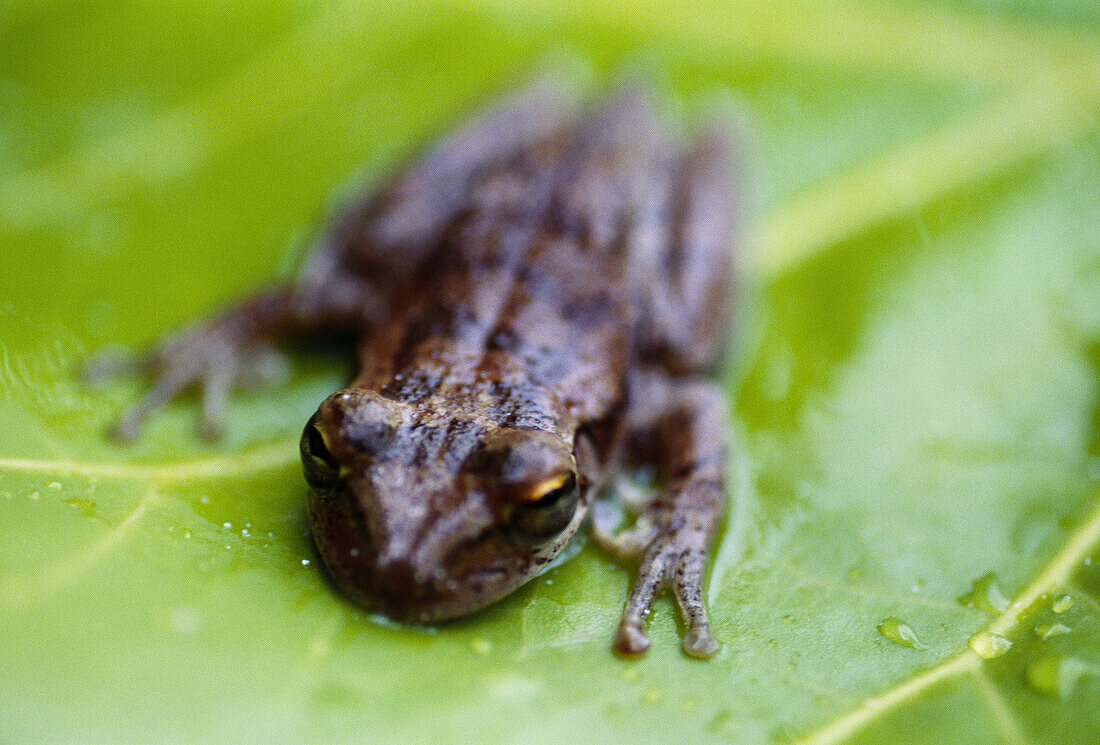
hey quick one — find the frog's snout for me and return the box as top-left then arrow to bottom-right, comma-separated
371,554 -> 434,603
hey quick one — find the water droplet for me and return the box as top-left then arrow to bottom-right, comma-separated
200,495 -> 209,505
1034,623 -> 1071,640
877,617 -> 928,650
183,529 -> 192,539
1052,594 -> 1074,613
62,496 -> 98,518
1085,556 -> 1093,566
28,491 -> 39,501
47,481 -> 62,490
968,631 -> 1012,659
957,573 -> 1010,613
301,559 -> 311,566
1026,654 -> 1088,698
222,522 -> 232,529
642,687 -> 661,704
349,547 -> 360,558
469,639 -> 492,655
782,614 -> 795,624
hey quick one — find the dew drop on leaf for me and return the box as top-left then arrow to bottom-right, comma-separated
957,572 -> 1010,613
968,631 -> 1012,659
1035,623 -> 1071,640
1052,594 -> 1074,613
877,617 -> 928,650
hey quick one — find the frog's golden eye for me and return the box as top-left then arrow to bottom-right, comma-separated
300,412 -> 340,494
512,471 -> 579,540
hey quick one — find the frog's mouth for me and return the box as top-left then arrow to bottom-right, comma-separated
307,481 -> 590,623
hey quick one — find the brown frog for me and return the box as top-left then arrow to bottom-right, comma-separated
92,74 -> 740,658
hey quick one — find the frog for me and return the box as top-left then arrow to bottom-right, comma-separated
90,73 -> 739,658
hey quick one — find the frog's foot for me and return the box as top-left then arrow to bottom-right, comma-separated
611,531 -> 719,660
590,498 -> 658,561
86,328 -> 288,442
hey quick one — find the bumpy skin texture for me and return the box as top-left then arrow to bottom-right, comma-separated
95,75 -> 739,658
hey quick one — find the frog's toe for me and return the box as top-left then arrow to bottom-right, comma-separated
109,384 -> 172,442
682,625 -> 719,658
198,368 -> 231,441
613,622 -> 651,658
590,502 -> 657,562
108,367 -> 196,442
672,547 -> 720,658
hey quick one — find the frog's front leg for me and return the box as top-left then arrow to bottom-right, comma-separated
595,370 -> 728,659
85,265 -> 372,441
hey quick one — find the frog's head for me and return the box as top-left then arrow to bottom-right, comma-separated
303,387 -> 589,622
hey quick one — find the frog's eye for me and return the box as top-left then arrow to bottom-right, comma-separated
512,471 -> 579,540
300,413 -> 340,494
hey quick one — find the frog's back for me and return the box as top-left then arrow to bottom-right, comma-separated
354,86 -> 664,431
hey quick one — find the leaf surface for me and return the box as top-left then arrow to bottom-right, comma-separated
1,1 -> 1098,743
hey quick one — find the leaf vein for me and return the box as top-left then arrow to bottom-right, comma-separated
754,59 -> 1100,277
793,492 -> 1100,745
973,669 -> 1030,745
0,489 -> 162,608
0,439 -> 298,483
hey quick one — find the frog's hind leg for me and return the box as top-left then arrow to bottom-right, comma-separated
607,122 -> 738,659
611,372 -> 728,659
627,122 -> 740,373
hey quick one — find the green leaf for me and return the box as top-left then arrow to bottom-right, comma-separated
2,1 -> 1098,743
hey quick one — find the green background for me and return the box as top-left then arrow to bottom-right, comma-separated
1,1 -> 1098,743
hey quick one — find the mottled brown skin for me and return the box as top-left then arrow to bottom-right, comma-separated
91,75 -> 739,658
